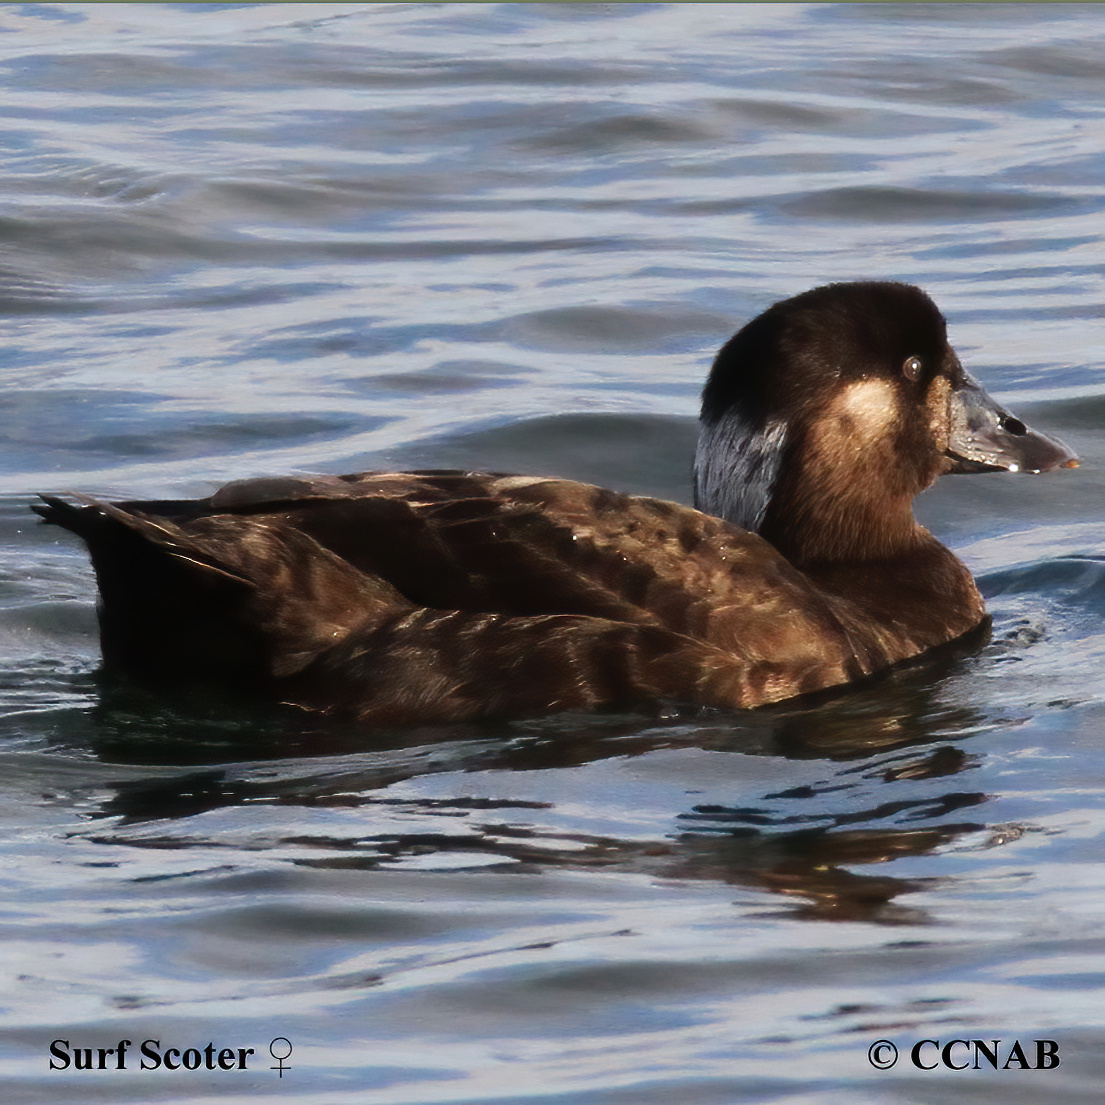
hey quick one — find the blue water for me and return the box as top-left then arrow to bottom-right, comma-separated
2,3 -> 1105,1103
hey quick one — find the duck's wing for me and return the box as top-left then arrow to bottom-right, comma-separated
164,471 -> 862,649
244,471 -> 863,660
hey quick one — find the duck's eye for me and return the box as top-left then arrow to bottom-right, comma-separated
902,356 -> 923,382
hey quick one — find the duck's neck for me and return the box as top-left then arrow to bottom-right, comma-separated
751,407 -> 939,564
757,460 -> 986,661
759,488 -> 920,567
694,410 -> 986,665
797,532 -> 986,666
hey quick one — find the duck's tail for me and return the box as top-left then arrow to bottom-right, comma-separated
32,493 -> 102,537
34,494 -> 273,687
34,494 -> 249,581
33,494 -> 413,690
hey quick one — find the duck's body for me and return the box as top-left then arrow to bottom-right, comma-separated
35,282 -> 1076,725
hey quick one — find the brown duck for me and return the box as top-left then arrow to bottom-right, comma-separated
35,282 -> 1077,725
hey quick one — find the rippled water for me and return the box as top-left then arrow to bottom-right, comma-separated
3,3 -> 1105,1103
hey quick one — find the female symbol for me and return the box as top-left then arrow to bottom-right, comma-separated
269,1037 -> 293,1078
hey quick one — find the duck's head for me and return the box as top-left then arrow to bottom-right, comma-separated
693,281 -> 1077,565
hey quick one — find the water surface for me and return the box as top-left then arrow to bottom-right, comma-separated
2,4 -> 1105,1104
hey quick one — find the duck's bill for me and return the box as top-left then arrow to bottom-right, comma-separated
946,373 -> 1078,474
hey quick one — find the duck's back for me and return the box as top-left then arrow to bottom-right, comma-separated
36,471 -> 869,722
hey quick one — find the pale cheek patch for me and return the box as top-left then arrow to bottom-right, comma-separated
826,378 -> 900,449
926,376 -> 952,452
837,378 -> 899,431
800,378 -> 902,492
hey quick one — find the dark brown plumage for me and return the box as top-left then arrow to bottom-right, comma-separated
34,282 -> 1077,725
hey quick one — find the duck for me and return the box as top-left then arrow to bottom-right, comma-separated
34,281 -> 1077,726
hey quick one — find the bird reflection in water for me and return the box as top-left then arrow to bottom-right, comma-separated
77,642 -> 1016,925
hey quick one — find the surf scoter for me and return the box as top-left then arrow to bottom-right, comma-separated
34,281 -> 1077,724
